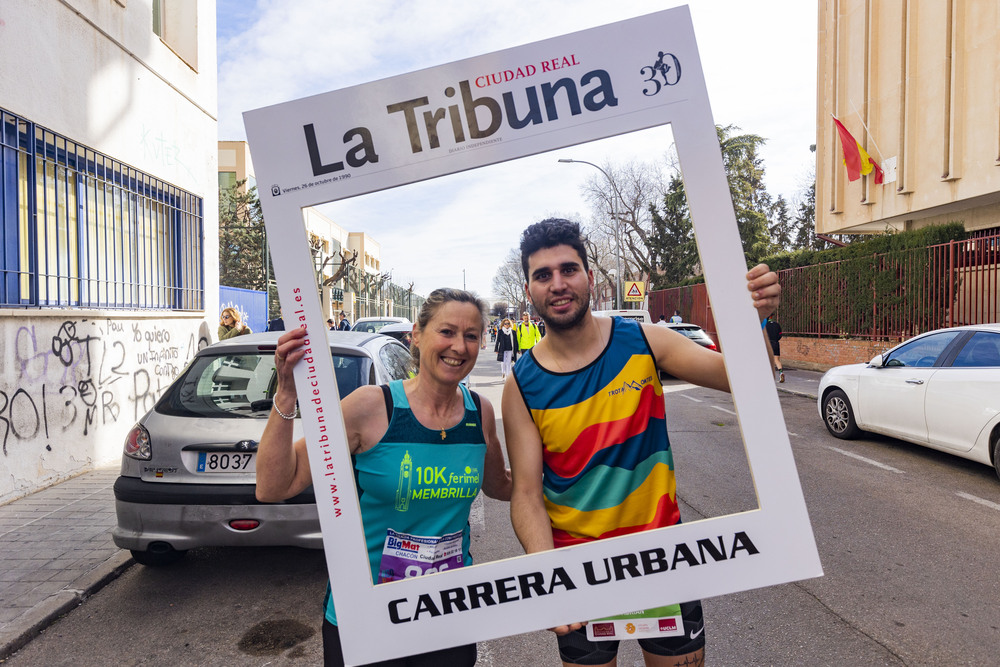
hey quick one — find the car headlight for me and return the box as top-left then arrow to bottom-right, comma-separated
124,424 -> 151,460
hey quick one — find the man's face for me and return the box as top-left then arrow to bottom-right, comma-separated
524,244 -> 593,332
522,314 -> 529,324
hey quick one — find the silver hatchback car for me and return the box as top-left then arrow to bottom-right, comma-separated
112,330 -> 413,565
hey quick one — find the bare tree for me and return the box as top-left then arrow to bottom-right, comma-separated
491,248 -> 527,313
580,160 -> 666,284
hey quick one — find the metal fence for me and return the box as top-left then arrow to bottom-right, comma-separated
648,234 -> 1000,341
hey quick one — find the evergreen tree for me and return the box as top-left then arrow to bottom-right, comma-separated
717,124 -> 772,264
648,174 -> 697,288
219,181 -> 270,291
792,181 -> 818,249
769,195 -> 794,251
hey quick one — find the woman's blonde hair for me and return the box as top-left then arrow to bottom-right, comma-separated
220,307 -> 241,326
501,318 -> 511,327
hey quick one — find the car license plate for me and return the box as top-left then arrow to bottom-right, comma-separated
197,452 -> 255,472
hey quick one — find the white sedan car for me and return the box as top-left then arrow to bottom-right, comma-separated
818,324 -> 1000,479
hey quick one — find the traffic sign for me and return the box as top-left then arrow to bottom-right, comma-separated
624,281 -> 646,301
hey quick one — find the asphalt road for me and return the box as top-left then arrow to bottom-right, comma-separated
6,350 -> 1000,666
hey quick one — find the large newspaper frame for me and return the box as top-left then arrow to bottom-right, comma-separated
244,7 -> 822,665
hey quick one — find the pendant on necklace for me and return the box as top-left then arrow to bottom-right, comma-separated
440,428 -> 447,440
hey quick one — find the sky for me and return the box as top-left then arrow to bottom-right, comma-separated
216,1 -> 818,299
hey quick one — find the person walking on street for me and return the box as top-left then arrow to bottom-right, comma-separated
256,288 -> 511,667
502,218 -> 780,667
669,309 -> 683,324
516,312 -> 542,353
218,307 -> 251,340
337,311 -> 351,331
765,317 -> 784,382
495,318 -> 518,380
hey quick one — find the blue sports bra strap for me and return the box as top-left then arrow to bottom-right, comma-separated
459,382 -> 475,411
388,379 -> 408,408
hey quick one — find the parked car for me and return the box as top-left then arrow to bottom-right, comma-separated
817,324 -> 1000,479
112,331 -> 413,565
666,322 -> 717,350
593,309 -> 652,324
377,321 -> 413,345
352,316 -> 410,333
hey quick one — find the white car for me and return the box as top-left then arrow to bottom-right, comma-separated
352,316 -> 410,333
817,324 -> 1000,479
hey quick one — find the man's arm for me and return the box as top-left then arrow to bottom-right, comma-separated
648,263 -> 781,392
501,374 -> 554,554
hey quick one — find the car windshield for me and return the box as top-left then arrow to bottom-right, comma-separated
354,320 -> 396,333
155,350 -> 369,418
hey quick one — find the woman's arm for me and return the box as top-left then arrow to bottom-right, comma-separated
256,328 -> 313,501
478,397 -> 512,501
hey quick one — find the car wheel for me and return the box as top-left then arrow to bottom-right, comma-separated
823,389 -> 861,439
992,430 -> 1000,482
130,543 -> 187,567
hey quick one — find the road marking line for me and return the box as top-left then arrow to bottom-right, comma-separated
788,432 -> 801,438
956,491 -> 1000,512
711,405 -> 736,416
827,446 -> 903,473
663,383 -> 697,395
679,394 -> 702,402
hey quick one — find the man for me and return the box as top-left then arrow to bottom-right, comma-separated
516,312 -> 542,353
337,311 -> 351,331
656,314 -> 669,326
765,317 -> 784,382
669,309 -> 683,324
266,310 -> 285,332
502,218 -> 780,667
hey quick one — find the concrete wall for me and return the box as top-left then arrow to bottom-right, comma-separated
0,1 -> 219,500
0,312 -> 211,504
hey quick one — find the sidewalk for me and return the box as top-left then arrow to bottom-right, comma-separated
0,467 -> 133,661
0,369 -> 825,660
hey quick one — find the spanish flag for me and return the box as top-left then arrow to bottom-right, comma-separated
832,117 -> 884,184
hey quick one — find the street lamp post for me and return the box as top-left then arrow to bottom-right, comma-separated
558,158 -> 623,309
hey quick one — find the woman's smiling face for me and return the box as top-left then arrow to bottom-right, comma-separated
413,301 -> 483,383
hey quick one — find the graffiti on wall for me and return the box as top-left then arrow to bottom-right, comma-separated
0,318 -> 209,458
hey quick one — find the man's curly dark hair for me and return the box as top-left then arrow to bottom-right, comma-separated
519,218 -> 589,281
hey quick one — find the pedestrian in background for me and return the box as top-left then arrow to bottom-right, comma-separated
337,311 -> 351,331
267,310 -> 285,332
516,312 -> 541,354
327,318 -> 336,331
765,317 -> 784,382
656,314 -> 669,327
218,307 -> 251,340
669,309 -> 683,324
495,318 -> 517,380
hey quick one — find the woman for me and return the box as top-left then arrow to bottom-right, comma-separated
218,307 -> 251,340
494,318 -> 517,380
256,288 -> 511,667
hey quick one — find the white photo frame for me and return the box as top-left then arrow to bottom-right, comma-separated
244,7 -> 822,665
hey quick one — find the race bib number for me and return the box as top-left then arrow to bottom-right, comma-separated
377,528 -> 464,583
586,604 -> 684,641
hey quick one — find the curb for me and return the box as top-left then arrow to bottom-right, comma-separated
0,550 -> 135,661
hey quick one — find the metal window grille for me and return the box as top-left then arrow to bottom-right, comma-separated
0,107 -> 204,310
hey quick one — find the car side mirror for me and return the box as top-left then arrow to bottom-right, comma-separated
868,354 -> 884,367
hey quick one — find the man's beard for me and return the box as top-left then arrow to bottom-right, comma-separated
537,286 -> 591,332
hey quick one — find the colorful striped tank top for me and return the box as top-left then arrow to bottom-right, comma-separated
513,316 -> 679,548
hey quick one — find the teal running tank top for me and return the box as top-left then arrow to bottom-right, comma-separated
325,380 -> 487,624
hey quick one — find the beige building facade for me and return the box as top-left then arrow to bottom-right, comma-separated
816,0 -> 1000,235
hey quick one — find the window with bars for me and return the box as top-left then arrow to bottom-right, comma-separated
0,108 -> 204,310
